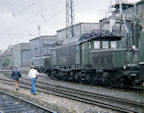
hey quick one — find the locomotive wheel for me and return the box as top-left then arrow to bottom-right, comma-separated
63,72 -> 68,81
102,72 -> 112,86
79,72 -> 85,83
69,71 -> 75,81
85,74 -> 91,83
110,76 -> 125,88
50,74 -> 54,79
46,71 -> 51,77
63,75 -> 68,80
50,71 -> 55,79
74,72 -> 80,82
113,79 -> 124,88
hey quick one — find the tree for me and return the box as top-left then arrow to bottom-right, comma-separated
2,58 -> 10,67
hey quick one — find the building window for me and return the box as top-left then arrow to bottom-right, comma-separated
94,41 -> 100,49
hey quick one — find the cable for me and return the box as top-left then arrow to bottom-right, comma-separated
16,0 -> 41,15
36,0 -> 62,15
0,0 -> 64,34
0,0 -> 20,12
8,0 -> 21,10
40,8 -> 64,26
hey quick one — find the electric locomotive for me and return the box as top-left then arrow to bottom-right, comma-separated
32,29 -> 144,87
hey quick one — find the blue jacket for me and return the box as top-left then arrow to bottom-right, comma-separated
12,69 -> 21,80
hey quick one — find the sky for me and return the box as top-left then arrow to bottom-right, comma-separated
0,0 -> 141,50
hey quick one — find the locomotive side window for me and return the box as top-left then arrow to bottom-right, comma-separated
89,42 -> 91,49
53,51 -> 56,57
76,45 -> 80,53
94,41 -> 100,49
102,41 -> 109,49
111,41 -> 117,49
82,43 -> 85,51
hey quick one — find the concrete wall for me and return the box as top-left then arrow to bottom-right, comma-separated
12,43 -> 31,68
30,38 -> 40,58
30,35 -> 58,58
12,44 -> 21,68
21,49 -> 31,67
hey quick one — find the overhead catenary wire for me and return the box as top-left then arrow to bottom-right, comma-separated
0,0 -> 19,11
34,0 -> 62,16
0,0 -> 41,16
15,0 -> 41,15
8,0 -> 23,11
0,0 -> 64,34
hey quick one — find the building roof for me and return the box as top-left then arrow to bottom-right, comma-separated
14,42 -> 29,45
56,22 -> 99,32
12,43 -> 30,50
30,35 -> 57,41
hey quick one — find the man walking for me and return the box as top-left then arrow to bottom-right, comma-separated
28,65 -> 39,95
12,65 -> 21,91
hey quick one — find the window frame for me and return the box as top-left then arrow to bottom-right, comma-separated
110,41 -> 117,49
94,41 -> 101,49
102,41 -> 109,49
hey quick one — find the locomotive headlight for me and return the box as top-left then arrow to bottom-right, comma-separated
123,65 -> 126,70
132,45 -> 136,50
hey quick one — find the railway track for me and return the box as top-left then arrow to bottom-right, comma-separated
0,90 -> 55,113
2,70 -> 144,93
0,75 -> 144,113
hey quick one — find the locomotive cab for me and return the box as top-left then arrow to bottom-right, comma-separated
80,34 -> 123,69
90,35 -> 139,87
90,35 -> 125,69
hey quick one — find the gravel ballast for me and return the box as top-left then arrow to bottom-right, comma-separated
0,73 -> 116,113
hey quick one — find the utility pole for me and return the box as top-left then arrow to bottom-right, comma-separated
66,0 -> 75,38
37,25 -> 42,56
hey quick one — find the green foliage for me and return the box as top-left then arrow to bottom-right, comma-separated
2,58 -> 10,67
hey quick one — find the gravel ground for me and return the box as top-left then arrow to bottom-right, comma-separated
37,74 -> 144,104
0,73 -> 116,113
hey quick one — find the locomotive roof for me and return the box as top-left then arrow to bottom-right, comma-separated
51,33 -> 122,49
79,32 -> 122,43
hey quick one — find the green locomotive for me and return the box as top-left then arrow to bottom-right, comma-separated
32,30 -> 144,87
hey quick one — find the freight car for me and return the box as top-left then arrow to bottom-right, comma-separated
32,30 -> 144,87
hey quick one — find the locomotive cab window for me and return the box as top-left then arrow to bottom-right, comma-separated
111,41 -> 117,49
76,45 -> 80,53
89,42 -> 92,49
102,41 -> 109,49
94,41 -> 100,49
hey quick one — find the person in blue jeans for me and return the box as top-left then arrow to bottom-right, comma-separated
28,65 -> 39,95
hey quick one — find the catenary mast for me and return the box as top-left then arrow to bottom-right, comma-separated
66,0 -> 75,38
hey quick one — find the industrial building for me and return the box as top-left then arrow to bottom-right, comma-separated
57,23 -> 101,40
99,0 -> 144,49
30,35 -> 59,58
0,0 -> 143,70
12,43 -> 31,69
